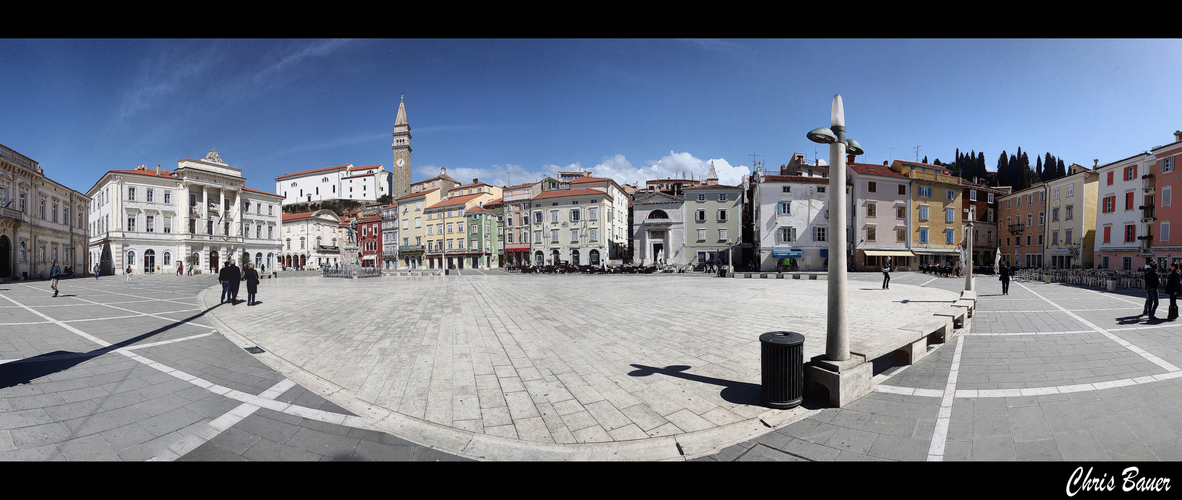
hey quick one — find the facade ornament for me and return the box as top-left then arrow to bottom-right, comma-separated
204,148 -> 224,164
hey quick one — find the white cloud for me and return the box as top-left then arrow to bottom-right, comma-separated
415,152 -> 752,191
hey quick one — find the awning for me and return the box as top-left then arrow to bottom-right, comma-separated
912,248 -> 961,255
864,250 -> 915,257
771,248 -> 803,258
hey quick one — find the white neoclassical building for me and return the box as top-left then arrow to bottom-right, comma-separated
87,149 -> 284,275
275,163 -> 392,209
280,209 -> 343,269
1,143 -> 91,280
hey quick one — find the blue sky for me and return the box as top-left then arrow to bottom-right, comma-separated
3,39 -> 1181,196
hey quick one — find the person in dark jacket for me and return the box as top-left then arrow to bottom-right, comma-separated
49,259 -> 61,297
882,257 -> 891,290
1167,262 -> 1181,320
1145,263 -> 1161,320
244,263 -> 260,306
999,263 -> 1011,295
218,262 -> 235,304
227,262 -> 242,305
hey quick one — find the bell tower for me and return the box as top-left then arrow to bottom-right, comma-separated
391,94 -> 412,199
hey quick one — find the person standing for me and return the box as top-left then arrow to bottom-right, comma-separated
218,261 -> 234,304
244,263 -> 260,305
1145,263 -> 1161,320
228,261 -> 242,305
177,261 -> 184,276
125,265 -> 133,283
1167,262 -> 1181,320
49,259 -> 61,297
999,263 -> 1011,295
93,263 -> 100,280
882,257 -> 891,290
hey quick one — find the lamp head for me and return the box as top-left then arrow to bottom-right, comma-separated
807,127 -> 837,144
831,94 -> 845,128
845,139 -> 864,156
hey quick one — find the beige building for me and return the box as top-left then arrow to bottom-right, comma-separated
1,144 -> 90,280
1044,164 -> 1099,269
424,191 -> 495,269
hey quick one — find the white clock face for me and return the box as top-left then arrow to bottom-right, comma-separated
397,158 -> 405,167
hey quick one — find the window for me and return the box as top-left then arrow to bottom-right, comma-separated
919,186 -> 931,198
146,216 -> 154,233
1127,192 -> 1135,210
718,228 -> 727,241
589,207 -> 598,220
570,209 -> 580,222
1126,225 -> 1136,243
896,206 -> 906,219
697,194 -> 706,202
945,207 -> 954,223
1164,156 -> 1176,173
127,216 -> 136,231
1103,225 -> 1111,243
534,230 -> 542,243
782,186 -> 791,193
970,190 -> 977,201
1066,228 -> 1074,245
163,216 -> 171,234
1066,205 -> 1073,220
128,187 -> 136,201
718,193 -> 727,201
777,227 -> 796,243
867,226 -> 877,241
778,201 -> 791,215
550,210 -> 559,223
817,186 -> 826,193
697,228 -> 706,241
1108,171 -> 1115,185
1164,187 -> 1172,207
947,190 -> 955,201
571,229 -> 579,243
1053,187 -> 1060,200
696,209 -> 706,222
1052,208 -> 1058,222
534,211 -> 542,224
551,229 -> 559,242
813,227 -> 827,242
1067,184 -> 1074,198
867,181 -> 876,193
898,185 -> 906,196
1052,231 -> 1059,245
987,193 -> 994,203
1125,165 -> 1137,181
1162,222 -> 1170,242
867,203 -> 876,217
589,228 -> 598,241
919,205 -> 929,221
920,228 -> 929,243
945,229 -> 954,244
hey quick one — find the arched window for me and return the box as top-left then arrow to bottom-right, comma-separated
163,251 -> 171,266
127,250 -> 136,267
649,210 -> 669,219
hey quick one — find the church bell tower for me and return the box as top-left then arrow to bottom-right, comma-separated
391,94 -> 412,200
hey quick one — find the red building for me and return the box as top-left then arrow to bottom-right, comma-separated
356,214 -> 382,267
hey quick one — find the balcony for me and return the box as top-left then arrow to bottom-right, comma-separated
1007,223 -> 1024,234
399,244 -> 424,252
1,206 -> 22,223
1140,205 -> 1156,222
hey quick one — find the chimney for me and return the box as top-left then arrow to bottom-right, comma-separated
1175,130 -> 1182,143
156,164 -> 161,174
847,153 -> 856,165
473,178 -> 479,184
883,161 -> 888,166
1094,159 -> 1099,169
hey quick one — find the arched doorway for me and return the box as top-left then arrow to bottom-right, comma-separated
209,251 -> 220,273
551,249 -> 560,265
100,242 -> 114,275
534,251 -> 544,266
0,235 -> 10,278
299,254 -> 306,269
143,249 -> 155,273
589,249 -> 600,266
571,249 -> 580,266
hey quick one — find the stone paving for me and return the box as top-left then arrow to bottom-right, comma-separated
6,268 -> 1182,462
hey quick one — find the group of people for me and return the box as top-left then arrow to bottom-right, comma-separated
1142,262 -> 1182,321
219,261 -> 262,306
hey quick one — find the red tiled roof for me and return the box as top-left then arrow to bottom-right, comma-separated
531,188 -> 609,201
570,176 -> 612,184
396,188 -> 438,201
466,206 -> 496,215
682,183 -> 740,190
849,162 -> 908,179
109,168 -> 176,178
762,175 -> 830,183
276,164 -> 350,180
349,164 -> 381,171
243,186 -> 283,198
282,211 -> 315,221
427,192 -> 489,209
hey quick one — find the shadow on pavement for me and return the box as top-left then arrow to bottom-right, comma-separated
0,304 -> 220,389
627,363 -> 761,405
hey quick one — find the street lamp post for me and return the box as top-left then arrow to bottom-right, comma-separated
965,206 -> 974,291
807,94 -> 864,362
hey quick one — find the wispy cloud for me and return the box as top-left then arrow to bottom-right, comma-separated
414,152 -> 751,189
252,39 -> 354,88
116,44 -> 216,122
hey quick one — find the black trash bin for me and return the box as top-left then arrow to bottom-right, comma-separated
760,331 -> 805,409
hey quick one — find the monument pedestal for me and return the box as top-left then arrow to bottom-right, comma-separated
804,354 -> 872,408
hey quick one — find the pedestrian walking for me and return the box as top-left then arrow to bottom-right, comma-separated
125,265 -> 132,283
999,263 -> 1011,295
1167,262 -> 1181,320
1144,263 -> 1161,320
228,261 -> 242,305
244,263 -> 260,305
882,257 -> 891,290
177,261 -> 184,276
218,261 -> 235,304
93,263 -> 100,280
49,259 -> 61,297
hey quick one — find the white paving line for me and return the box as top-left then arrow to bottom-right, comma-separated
919,278 -> 938,287
926,336 -> 964,462
975,307 -> 1141,313
123,332 -> 216,350
0,291 -> 368,459
149,378 -> 298,461
1016,281 -> 1181,373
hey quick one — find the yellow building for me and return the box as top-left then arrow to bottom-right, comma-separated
890,160 -> 964,267
395,167 -> 459,268
424,192 -> 494,269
